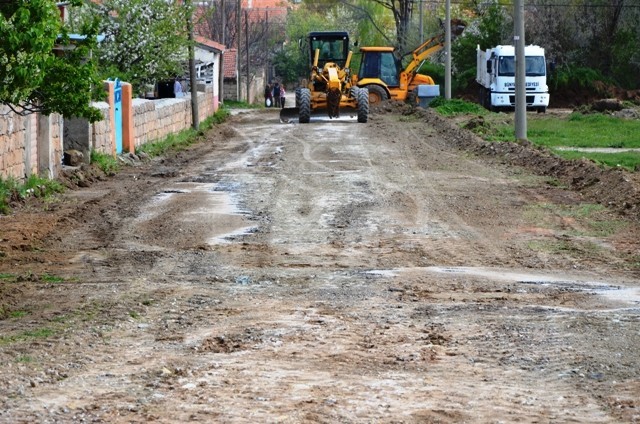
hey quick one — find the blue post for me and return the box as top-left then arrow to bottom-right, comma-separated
112,78 -> 123,154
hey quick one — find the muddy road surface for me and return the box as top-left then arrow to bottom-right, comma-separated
1,108 -> 639,423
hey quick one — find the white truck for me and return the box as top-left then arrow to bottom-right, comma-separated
476,44 -> 550,113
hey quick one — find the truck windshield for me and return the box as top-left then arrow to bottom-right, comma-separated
498,56 -> 546,77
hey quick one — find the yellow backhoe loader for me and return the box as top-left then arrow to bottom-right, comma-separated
355,20 -> 466,105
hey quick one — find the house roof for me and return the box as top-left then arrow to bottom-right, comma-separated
223,49 -> 237,79
195,36 -> 225,53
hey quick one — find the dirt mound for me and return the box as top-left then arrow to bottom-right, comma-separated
371,100 -> 640,220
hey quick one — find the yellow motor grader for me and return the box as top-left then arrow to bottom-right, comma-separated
280,31 -> 369,123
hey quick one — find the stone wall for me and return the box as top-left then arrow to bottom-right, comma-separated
0,84 -> 217,182
0,108 -> 63,180
131,85 -> 215,150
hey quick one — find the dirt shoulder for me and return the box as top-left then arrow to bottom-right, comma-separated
1,108 -> 639,422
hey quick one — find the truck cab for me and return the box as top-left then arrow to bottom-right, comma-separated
477,44 -> 550,112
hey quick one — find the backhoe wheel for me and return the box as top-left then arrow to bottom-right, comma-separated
366,85 -> 388,105
356,87 -> 369,123
299,88 -> 311,123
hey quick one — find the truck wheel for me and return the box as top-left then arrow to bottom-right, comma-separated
484,90 -> 493,112
366,85 -> 388,105
299,88 -> 311,123
537,106 -> 547,114
479,87 -> 486,108
356,87 -> 369,123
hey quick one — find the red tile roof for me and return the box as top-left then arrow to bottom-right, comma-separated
194,36 -> 225,53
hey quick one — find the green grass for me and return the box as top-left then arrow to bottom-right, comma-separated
90,151 -> 120,175
0,175 -> 66,215
40,274 -> 65,284
223,99 -> 262,109
0,327 -> 55,345
526,239 -> 602,255
138,128 -> 199,157
138,106 -> 230,157
528,113 -> 640,149
524,202 -> 626,237
471,111 -> 640,170
550,149 -> 640,170
430,98 -> 486,116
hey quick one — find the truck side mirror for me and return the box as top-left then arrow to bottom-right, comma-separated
486,60 -> 492,73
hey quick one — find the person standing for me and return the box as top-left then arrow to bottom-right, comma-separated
264,83 -> 273,107
174,77 -> 183,98
280,85 -> 286,109
272,82 -> 281,108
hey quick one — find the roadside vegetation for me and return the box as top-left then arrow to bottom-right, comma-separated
138,106 -> 230,157
431,98 -> 640,171
0,175 -> 66,215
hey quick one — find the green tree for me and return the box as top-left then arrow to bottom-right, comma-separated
75,0 -> 190,95
0,0 -> 102,121
451,3 -> 510,89
276,3 -> 360,84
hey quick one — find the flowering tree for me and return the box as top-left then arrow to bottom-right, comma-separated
76,0 -> 190,95
0,0 -> 103,121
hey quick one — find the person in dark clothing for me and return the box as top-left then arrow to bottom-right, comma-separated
272,82 -> 281,108
264,83 -> 273,107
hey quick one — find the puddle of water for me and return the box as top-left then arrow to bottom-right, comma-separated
596,287 -> 640,304
208,225 -> 259,244
136,182 -> 256,245
367,266 -> 640,305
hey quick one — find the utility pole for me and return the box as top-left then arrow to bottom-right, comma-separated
514,0 -> 527,141
236,0 -> 241,101
220,0 -> 225,105
245,9 -> 250,104
419,0 -> 423,44
444,0 -> 451,100
186,0 -> 199,130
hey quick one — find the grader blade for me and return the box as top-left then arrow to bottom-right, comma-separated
279,107 -> 300,123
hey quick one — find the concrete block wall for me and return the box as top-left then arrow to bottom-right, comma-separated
90,102 -> 113,155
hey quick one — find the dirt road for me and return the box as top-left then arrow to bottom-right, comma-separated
1,107 -> 639,423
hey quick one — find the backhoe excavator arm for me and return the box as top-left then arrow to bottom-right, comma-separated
403,19 -> 466,76
403,34 -> 444,76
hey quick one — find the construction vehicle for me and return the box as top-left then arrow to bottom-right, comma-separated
355,20 -> 466,105
280,31 -> 369,123
476,44 -> 550,113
